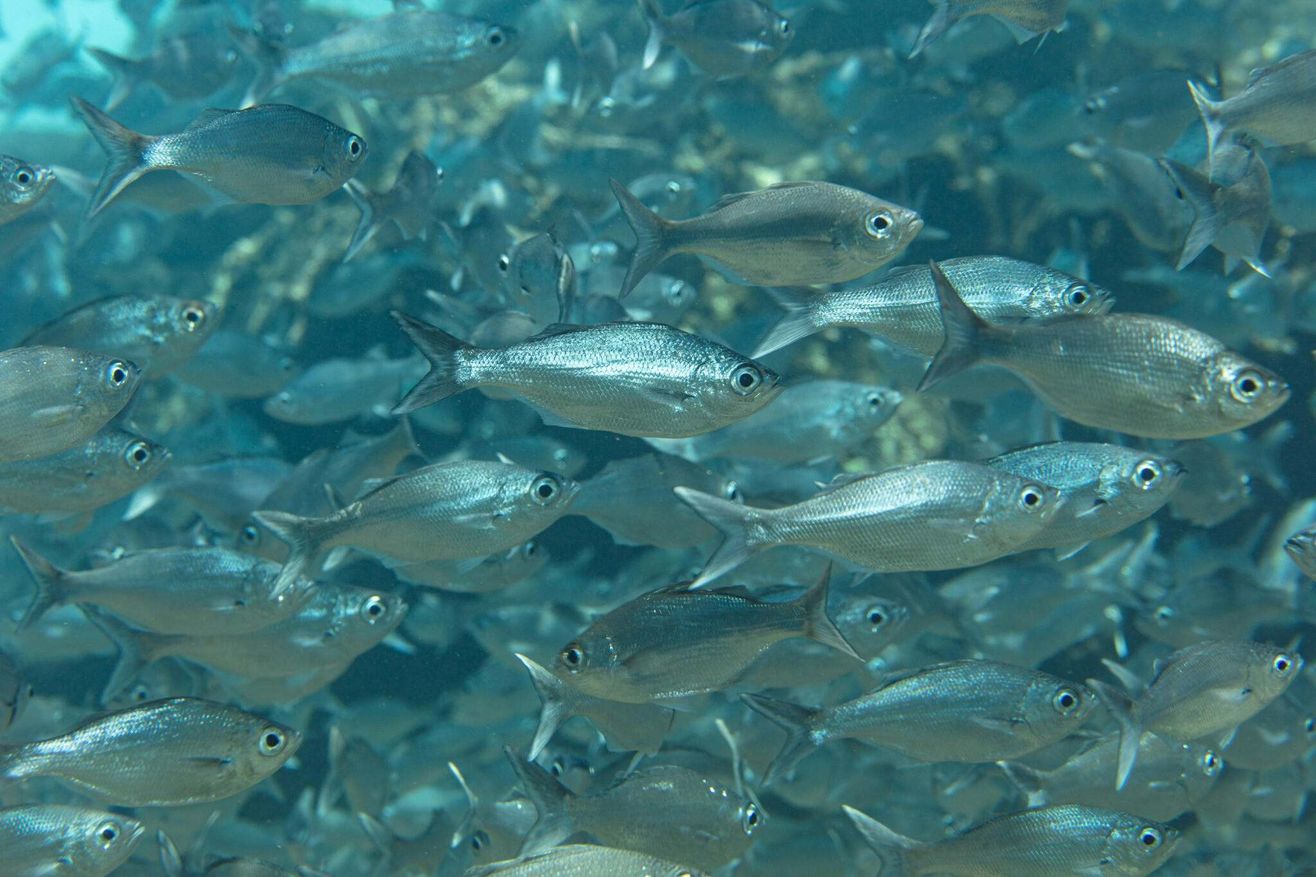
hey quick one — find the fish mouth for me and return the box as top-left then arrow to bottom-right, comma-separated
1284,536 -> 1309,556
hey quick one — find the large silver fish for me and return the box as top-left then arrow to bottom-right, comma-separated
2,804 -> 145,877
0,427 -> 169,515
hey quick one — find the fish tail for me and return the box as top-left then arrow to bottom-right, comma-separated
157,831 -> 185,877
1087,677 -> 1142,791
342,181 -> 380,262
673,486 -> 764,587
799,563 -> 861,660
843,805 -> 919,877
1157,157 -> 1219,271
85,48 -> 141,112
9,536 -> 72,631
515,653 -> 572,762
503,746 -> 575,856
1186,79 -> 1225,177
741,693 -> 824,783
229,24 -> 287,107
251,510 -> 327,595
610,178 -> 673,298
996,760 -> 1048,808
83,606 -> 164,703
636,0 -> 668,69
919,259 -> 995,393
390,310 -> 476,412
753,287 -> 823,357
910,0 -> 954,58
70,96 -> 154,219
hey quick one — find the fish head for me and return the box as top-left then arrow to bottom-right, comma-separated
986,475 -> 1065,544
1284,526 -> 1316,578
233,713 -> 304,784
166,297 -> 220,343
70,809 -> 146,870
1022,674 -> 1097,735
850,384 -> 903,428
338,590 -> 409,646
1180,743 -> 1224,801
1209,352 -> 1289,430
702,351 -> 782,419
1092,452 -> 1185,516
834,591 -> 912,660
516,470 -> 580,518
113,432 -> 172,482
555,628 -> 624,697
845,195 -> 923,267
78,352 -> 143,410
1034,271 -> 1116,318
450,17 -> 520,75
321,124 -> 369,189
1,155 -> 55,210
1246,643 -> 1303,701
1102,813 -> 1179,875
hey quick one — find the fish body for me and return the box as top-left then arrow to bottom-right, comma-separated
392,314 -> 781,438
676,459 -> 1061,586
754,256 -> 1111,358
466,844 -> 707,877
1189,50 -> 1316,172
0,154 -> 55,225
1067,141 -> 1192,254
0,427 -> 168,515
0,698 -> 300,806
639,0 -> 793,77
88,31 -> 243,110
72,98 -> 367,218
610,178 -> 921,296
1,804 -> 145,877
177,330 -> 299,398
22,295 -> 218,376
920,260 -> 1289,439
912,0 -> 1068,57
262,354 -> 423,425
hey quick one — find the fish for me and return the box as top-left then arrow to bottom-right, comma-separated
71,98 -> 368,218
610,178 -> 922,297
0,154 -> 55,225
1188,50 -> 1316,173
235,9 -> 518,104
253,459 -> 578,593
88,30 -> 244,110
262,354 -> 423,425
753,256 -> 1112,358
0,427 -> 169,516
0,650 -> 31,732
920,259 -> 1290,439
555,567 -> 858,702
1087,640 -> 1303,790
1,804 -> 145,877
465,844 -> 708,877
1283,524 -> 1316,579
499,232 -> 577,326
845,803 -> 1178,877
1081,70 -> 1203,153
0,349 -> 141,462
0,697 -> 301,806
342,150 -> 443,263
985,442 -> 1184,556
391,313 -> 782,438
176,330 -> 299,398
676,459 -> 1061,586
10,538 -> 315,633
638,0 -> 794,78
392,541 -> 548,593
744,659 -> 1095,780
1159,141 -> 1273,276
911,0 -> 1069,58
1066,141 -> 1194,255
21,295 -> 219,376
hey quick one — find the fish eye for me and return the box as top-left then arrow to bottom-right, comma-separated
1272,654 -> 1293,675
361,595 -> 387,622
1201,750 -> 1222,776
96,821 -> 121,847
471,829 -> 490,851
866,211 -> 893,239
1231,369 -> 1264,402
665,280 -> 688,303
666,179 -> 683,194
1304,717 -> 1316,735
258,727 -> 287,756
1017,484 -> 1046,511
523,541 -> 539,558
498,254 -> 510,272
123,440 -> 153,469
1133,460 -> 1162,489
865,605 -> 888,628
778,18 -> 791,34
182,304 -> 208,331
865,392 -> 885,409
345,135 -> 365,160
722,480 -> 742,502
104,360 -> 132,388
1065,283 -> 1090,309
559,643 -> 585,672
1052,687 -> 1081,715
1138,827 -> 1163,848
1155,605 -> 1174,623
485,26 -> 507,48
550,757 -> 566,777
730,363 -> 763,396
530,475 -> 561,504
12,165 -> 35,188
240,524 -> 261,546
741,802 -> 761,834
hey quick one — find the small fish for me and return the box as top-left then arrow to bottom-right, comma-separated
911,0 -> 1068,58
0,347 -> 140,462
393,541 -> 548,593
236,9 -> 518,104
1160,141 -> 1272,276
466,844 -> 707,877
677,459 -> 1061,586
638,0 -> 793,78
176,330 -> 299,398
1081,70 -> 1202,153
88,31 -> 244,110
262,354 -> 423,425
985,442 -> 1184,556
0,697 -> 301,806
10,538 -> 315,634
845,803 -> 1177,877
21,295 -> 219,376
1283,524 -> 1316,579
325,726 -> 390,819
508,754 -> 758,872
0,427 -> 169,516
1088,640 -> 1302,790
343,150 -> 443,261
499,232 -> 577,326
0,154 -> 55,225
392,313 -> 782,438
0,650 -> 31,732
2,804 -> 145,877
72,98 -> 368,218
556,567 -> 858,702
1067,141 -> 1193,255
610,178 -> 921,297
1188,50 -> 1316,174
744,659 -> 1094,780
920,259 -> 1289,439
754,256 -> 1111,358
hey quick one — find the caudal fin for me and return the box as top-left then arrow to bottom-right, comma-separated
1186,80 -> 1226,179
86,48 -> 142,111
910,0 -> 954,58
516,653 -> 572,761
996,760 -> 1048,808
741,693 -> 824,783
798,563 -> 861,660
610,178 -> 673,298
504,747 -> 575,856
636,0 -> 667,69
251,510 -> 329,596
390,310 -> 475,413
674,486 -> 763,587
70,96 -> 153,219
342,181 -> 381,262
1087,677 -> 1143,791
82,606 -> 167,703
1158,158 -> 1219,271
9,537 -> 72,631
753,287 -> 824,357
843,805 -> 919,877
918,259 -> 992,393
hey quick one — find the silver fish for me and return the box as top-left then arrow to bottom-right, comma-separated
262,354 -> 423,425
392,313 -> 782,438
1160,141 -> 1272,276
0,697 -> 301,806
72,98 -> 368,218
753,256 -> 1112,358
176,330 -> 300,398
921,259 -> 1289,439
0,154 -> 55,225
343,150 -> 443,262
499,232 -> 577,326
611,178 -> 921,296
911,0 -> 1068,58
465,844 -> 707,877
676,459 -> 1061,586
638,0 -> 793,78
1067,141 -> 1193,255
0,427 -> 169,515
2,804 -> 145,877
0,347 -> 140,462
392,541 -> 548,593
88,30 -> 244,110
1284,524 -> 1316,579
1188,50 -> 1316,174
0,650 -> 31,732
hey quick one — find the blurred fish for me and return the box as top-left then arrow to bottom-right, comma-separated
677,459 -> 1060,586
921,259 -> 1290,439
845,803 -> 1177,877
0,427 -> 168,517
1081,70 -> 1202,153
1160,141 -> 1272,276
392,313 -> 782,438
1284,524 -> 1316,579
176,330 -> 300,398
466,844 -> 708,876
392,541 -> 548,593
911,0 -> 1068,58
262,353 -> 423,425
1188,50 -> 1316,173
0,698 -> 300,806
123,456 -> 292,532
610,178 -> 921,296
2,804 -> 144,877
1067,141 -> 1192,255
500,232 -> 577,326
343,150 -> 443,262
88,31 -> 244,110
0,650 -> 31,732
638,0 -> 793,77
0,155 -> 56,225
72,98 -> 368,218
